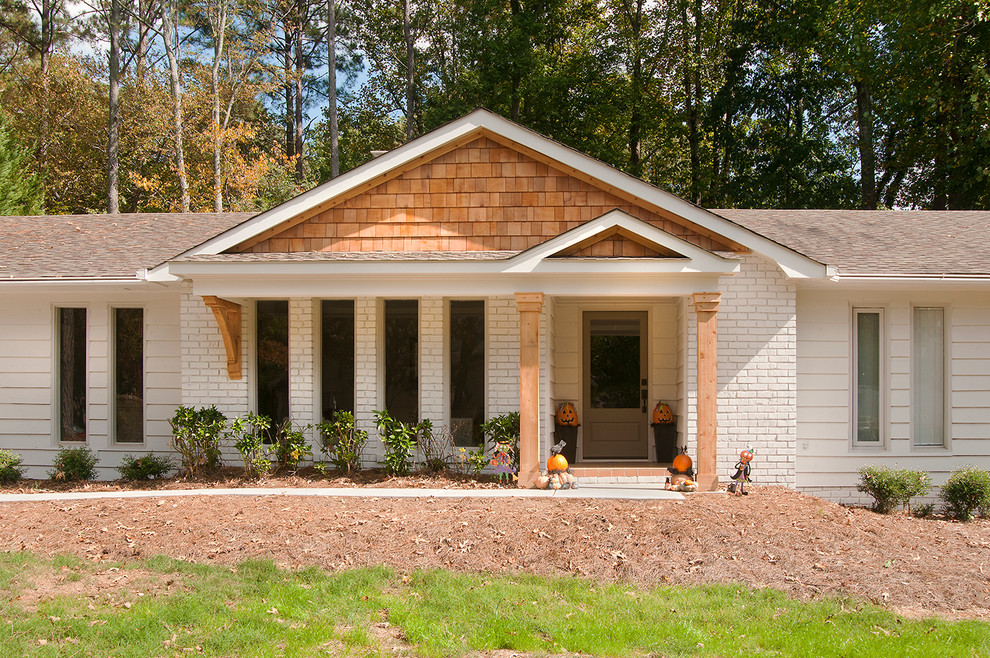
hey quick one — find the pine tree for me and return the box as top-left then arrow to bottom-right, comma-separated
0,112 -> 44,215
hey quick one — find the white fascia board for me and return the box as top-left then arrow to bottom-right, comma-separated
504,209 -> 737,274
186,272 -> 725,298
796,274 -> 990,291
0,278 -> 159,294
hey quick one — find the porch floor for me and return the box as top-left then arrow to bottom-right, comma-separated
568,462 -> 671,479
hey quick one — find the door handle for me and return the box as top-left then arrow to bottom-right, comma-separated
641,388 -> 648,412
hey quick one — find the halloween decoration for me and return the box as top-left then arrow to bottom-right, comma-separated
555,402 -> 579,427
490,440 -> 517,483
666,448 -> 697,492
728,448 -> 754,495
652,401 -> 674,425
537,439 -> 578,490
547,452 -> 568,472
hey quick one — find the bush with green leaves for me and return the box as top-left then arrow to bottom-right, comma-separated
272,420 -> 312,474
0,449 -> 24,484
374,410 -> 417,476
116,453 -> 174,481
317,411 -> 368,475
169,406 -> 227,476
228,413 -> 273,478
857,466 -> 931,514
482,412 -> 520,472
49,446 -> 98,482
940,467 -> 990,521
417,419 -> 455,472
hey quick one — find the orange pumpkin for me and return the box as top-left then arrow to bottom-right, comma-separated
672,453 -> 693,473
547,453 -> 569,472
555,402 -> 578,427
652,401 -> 674,425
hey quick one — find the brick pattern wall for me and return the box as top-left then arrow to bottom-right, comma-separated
288,299 -> 316,427
353,297 -> 380,463
420,297 -> 445,424
241,137 -> 733,254
684,255 -> 798,486
487,296 -> 522,419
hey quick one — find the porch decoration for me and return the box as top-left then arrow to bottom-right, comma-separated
727,448 -> 754,496
666,449 -> 697,492
536,439 -> 578,490
651,401 -> 677,462
555,402 -> 579,427
651,401 -> 674,425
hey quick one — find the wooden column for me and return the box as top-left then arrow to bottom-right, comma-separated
515,292 -> 544,488
693,292 -> 721,491
203,296 -> 242,380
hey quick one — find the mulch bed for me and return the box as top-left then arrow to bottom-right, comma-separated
1,474 -> 988,621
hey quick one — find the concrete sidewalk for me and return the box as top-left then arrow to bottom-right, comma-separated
0,485 -> 684,503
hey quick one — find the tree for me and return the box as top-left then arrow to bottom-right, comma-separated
0,110 -> 44,214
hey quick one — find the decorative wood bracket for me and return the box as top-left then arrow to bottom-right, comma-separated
203,296 -> 242,380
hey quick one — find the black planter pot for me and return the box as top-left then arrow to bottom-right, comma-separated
652,421 -> 677,463
553,425 -> 578,464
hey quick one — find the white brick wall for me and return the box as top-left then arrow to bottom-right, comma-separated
288,299 -> 316,427
420,297 -> 444,423
353,297 -> 381,464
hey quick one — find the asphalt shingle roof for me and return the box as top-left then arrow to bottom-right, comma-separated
715,209 -> 990,276
0,212 -> 254,279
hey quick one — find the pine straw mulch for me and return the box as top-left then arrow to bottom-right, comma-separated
0,473 -> 988,622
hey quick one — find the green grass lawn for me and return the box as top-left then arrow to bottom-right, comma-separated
0,551 -> 987,657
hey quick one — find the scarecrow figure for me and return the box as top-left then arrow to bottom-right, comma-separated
490,439 -> 517,482
728,448 -> 754,495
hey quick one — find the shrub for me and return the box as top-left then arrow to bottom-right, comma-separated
912,503 -> 935,519
116,453 -> 174,481
272,420 -> 312,474
374,410 -> 417,476
940,467 -> 990,522
229,413 -> 273,478
417,419 -> 455,472
49,446 -> 98,482
169,406 -> 226,476
0,449 -> 24,484
482,412 -> 520,472
316,411 -> 367,475
857,466 -> 931,514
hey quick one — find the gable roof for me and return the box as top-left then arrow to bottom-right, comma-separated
717,209 -> 990,276
0,212 -> 253,280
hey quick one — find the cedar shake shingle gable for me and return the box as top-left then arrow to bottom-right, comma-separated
0,212 -> 253,279
716,209 -> 990,276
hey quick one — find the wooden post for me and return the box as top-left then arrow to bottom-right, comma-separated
515,292 -> 544,488
693,292 -> 721,491
203,296 -> 242,380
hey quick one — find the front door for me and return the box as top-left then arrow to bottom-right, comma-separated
582,311 -> 649,459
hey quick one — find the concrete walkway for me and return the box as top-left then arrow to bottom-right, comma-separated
0,485 -> 684,503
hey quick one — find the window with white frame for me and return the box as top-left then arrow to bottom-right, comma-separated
57,307 -> 87,442
321,300 -> 355,418
853,308 -> 883,445
449,300 -> 485,446
384,299 -> 418,425
912,307 -> 945,447
113,307 -> 144,443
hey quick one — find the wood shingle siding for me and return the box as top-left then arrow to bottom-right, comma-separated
237,137 -> 734,254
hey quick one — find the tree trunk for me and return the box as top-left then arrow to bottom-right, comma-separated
210,0 -> 228,213
404,0 -> 415,141
162,1 -> 190,212
107,0 -> 121,213
284,29 -> 294,158
294,0 -> 305,183
682,1 -> 701,204
328,0 -> 339,177
854,78 -> 876,209
624,0 -> 644,178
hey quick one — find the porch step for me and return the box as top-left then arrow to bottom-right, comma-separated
569,462 -> 670,486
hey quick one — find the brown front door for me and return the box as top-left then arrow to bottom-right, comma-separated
582,311 -> 649,459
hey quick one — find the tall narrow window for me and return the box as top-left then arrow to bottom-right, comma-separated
384,299 -> 418,425
257,300 -> 289,425
449,300 -> 485,446
321,300 -> 355,418
58,307 -> 87,442
913,307 -> 945,447
853,308 -> 882,445
114,307 -> 144,443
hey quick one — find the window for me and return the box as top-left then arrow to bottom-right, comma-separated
449,300 -> 485,446
853,308 -> 883,445
257,300 -> 289,425
321,300 -> 354,418
114,307 -> 144,443
57,307 -> 87,442
384,299 -> 418,425
913,307 -> 945,447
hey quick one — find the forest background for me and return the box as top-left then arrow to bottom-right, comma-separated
1,0 -> 989,216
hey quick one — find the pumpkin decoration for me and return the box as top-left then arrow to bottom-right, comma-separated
672,453 -> 693,473
547,453 -> 569,472
652,401 -> 674,425
555,402 -> 579,427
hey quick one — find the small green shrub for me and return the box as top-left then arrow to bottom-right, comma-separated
375,410 -> 417,476
317,411 -> 368,475
940,467 -> 990,522
417,419 -> 455,472
116,453 -> 174,481
49,446 -> 98,482
482,412 -> 520,472
272,420 -> 312,474
0,449 -> 24,484
912,503 -> 935,519
169,406 -> 227,476
857,466 -> 931,514
229,413 -> 273,478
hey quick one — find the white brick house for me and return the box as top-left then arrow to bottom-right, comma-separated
2,109 -> 988,503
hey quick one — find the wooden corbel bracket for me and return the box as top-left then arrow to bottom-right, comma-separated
203,295 -> 242,380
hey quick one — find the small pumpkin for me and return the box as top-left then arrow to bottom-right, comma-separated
671,453 -> 693,473
739,449 -> 754,464
652,401 -> 674,425
555,402 -> 579,427
547,453 -> 569,472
